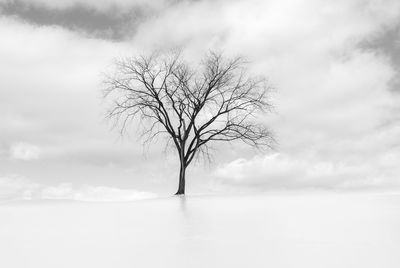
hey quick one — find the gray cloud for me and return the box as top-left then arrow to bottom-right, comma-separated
361,23 -> 400,92
0,0 -> 154,40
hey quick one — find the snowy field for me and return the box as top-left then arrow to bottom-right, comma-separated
0,193 -> 399,268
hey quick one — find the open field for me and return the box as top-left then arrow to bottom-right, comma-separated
0,193 -> 399,268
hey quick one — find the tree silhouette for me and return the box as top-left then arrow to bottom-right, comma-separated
103,51 -> 274,195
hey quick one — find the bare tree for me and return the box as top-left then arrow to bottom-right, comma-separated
103,51 -> 274,195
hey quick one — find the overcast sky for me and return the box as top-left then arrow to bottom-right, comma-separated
1,0 -> 400,201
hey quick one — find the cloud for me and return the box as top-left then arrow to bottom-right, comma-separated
0,0 -> 162,40
1,0 -> 400,192
158,0 -> 400,190
0,175 -> 41,200
130,0 -> 400,54
213,47 -> 400,190
214,153 -> 395,190
0,175 -> 157,202
9,142 -> 41,160
0,0 -> 169,13
41,184 -> 157,202
0,17 -> 141,162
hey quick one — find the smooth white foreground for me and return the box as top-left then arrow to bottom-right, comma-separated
0,193 -> 399,268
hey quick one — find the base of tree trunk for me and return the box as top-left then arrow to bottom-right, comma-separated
175,163 -> 186,195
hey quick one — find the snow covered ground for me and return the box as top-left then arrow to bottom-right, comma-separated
0,193 -> 399,268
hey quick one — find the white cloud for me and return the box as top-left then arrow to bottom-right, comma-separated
214,153 -> 395,190
0,176 -> 157,202
9,142 -> 41,160
41,184 -> 157,202
0,17 -> 140,158
163,0 -> 400,190
0,175 -> 41,200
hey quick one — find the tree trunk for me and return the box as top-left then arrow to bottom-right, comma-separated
175,160 -> 186,195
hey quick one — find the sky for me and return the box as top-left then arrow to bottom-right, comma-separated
1,0 -> 400,201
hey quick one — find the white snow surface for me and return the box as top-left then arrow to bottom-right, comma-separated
0,193 -> 399,268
